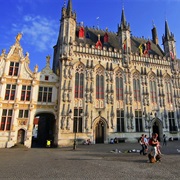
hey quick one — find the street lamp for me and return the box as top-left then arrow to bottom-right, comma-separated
73,129 -> 77,150
68,109 -> 76,150
69,110 -> 77,150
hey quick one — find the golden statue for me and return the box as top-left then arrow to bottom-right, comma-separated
16,33 -> 22,42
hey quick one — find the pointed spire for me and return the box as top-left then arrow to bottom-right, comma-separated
61,0 -> 76,20
121,8 -> 126,27
163,20 -> 174,44
165,20 -> 171,40
151,21 -> 158,45
67,0 -> 72,16
118,7 -> 130,31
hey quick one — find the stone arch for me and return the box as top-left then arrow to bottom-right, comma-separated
74,61 -> 85,68
93,116 -> 108,127
115,68 -> 124,76
151,117 -> 163,141
94,64 -> 105,71
17,128 -> 25,144
163,73 -> 171,80
148,71 -> 156,79
114,66 -> 123,73
131,69 -> 140,76
74,62 -> 86,74
92,116 -> 108,144
32,112 -> 56,148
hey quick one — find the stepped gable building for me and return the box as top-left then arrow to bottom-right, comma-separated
0,0 -> 180,148
0,34 -> 59,148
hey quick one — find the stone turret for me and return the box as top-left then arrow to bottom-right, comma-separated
117,8 -> 131,54
152,24 -> 158,45
53,0 -> 76,73
162,20 -> 176,60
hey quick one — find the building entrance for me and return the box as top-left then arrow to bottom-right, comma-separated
152,118 -> 163,141
31,113 -> 56,148
95,120 -> 105,144
17,129 -> 25,144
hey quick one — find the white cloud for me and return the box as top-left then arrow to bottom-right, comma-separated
24,15 -> 34,22
12,15 -> 58,52
17,5 -> 23,14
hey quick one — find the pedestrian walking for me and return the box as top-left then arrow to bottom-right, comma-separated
148,133 -> 160,162
144,135 -> 148,154
139,134 -> 146,155
163,134 -> 167,146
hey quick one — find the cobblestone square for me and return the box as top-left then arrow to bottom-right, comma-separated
0,141 -> 180,180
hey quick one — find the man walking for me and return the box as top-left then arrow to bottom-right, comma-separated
139,134 -> 146,155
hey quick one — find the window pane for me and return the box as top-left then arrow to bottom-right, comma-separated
0,117 -> 6,130
6,117 -> 11,130
19,110 -> 23,118
2,110 -> 7,116
24,110 -> 29,118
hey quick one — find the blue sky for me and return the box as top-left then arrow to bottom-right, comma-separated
0,0 -> 180,71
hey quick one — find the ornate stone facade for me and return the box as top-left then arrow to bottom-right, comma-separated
53,0 -> 180,145
0,0 -> 180,148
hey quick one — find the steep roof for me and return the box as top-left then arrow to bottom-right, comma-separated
75,26 -> 164,57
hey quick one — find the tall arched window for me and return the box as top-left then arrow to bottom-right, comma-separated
133,73 -> 141,102
135,110 -> 143,132
116,70 -> 123,100
117,109 -> 125,132
96,67 -> 104,99
168,111 -> 176,132
149,76 -> 157,103
73,108 -> 83,133
95,67 -> 104,108
74,64 -> 84,98
165,79 -> 173,104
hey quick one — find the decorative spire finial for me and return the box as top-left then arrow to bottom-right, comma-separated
165,20 -> 171,40
96,17 -> 100,29
16,33 -> 22,43
80,21 -> 84,27
98,34 -> 100,41
46,55 -> 51,67
34,64 -> 38,73
64,0 -> 66,8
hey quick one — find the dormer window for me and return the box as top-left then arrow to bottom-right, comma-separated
79,27 -> 84,39
86,32 -> 90,38
104,32 -> 109,43
45,76 -> 49,81
95,34 -> 102,49
9,62 -> 19,76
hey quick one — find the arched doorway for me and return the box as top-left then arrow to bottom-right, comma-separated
95,120 -> 105,144
31,113 -> 56,148
17,129 -> 25,144
152,118 -> 163,141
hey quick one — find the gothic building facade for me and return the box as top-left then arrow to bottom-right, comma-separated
0,0 -> 180,148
